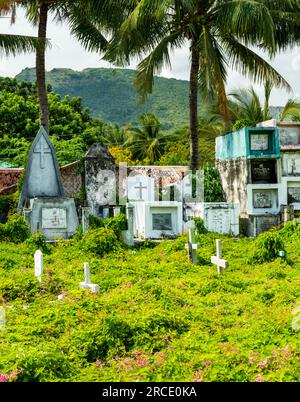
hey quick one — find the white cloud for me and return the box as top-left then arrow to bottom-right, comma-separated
1,9 -> 299,106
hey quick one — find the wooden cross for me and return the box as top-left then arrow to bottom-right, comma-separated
134,181 -> 148,199
34,140 -> 51,169
211,239 -> 228,275
185,228 -> 198,264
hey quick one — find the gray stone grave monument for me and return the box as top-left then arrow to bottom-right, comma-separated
18,127 -> 79,239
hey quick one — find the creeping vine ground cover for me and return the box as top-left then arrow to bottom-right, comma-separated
0,225 -> 299,382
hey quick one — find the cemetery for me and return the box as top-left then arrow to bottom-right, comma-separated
0,0 -> 300,386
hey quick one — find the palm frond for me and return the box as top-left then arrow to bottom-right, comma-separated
0,33 -> 46,56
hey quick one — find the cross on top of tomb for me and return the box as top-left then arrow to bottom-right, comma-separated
134,181 -> 148,200
33,138 -> 51,169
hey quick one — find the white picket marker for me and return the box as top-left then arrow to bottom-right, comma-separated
80,262 -> 99,293
185,227 -> 198,264
34,250 -> 43,283
211,239 -> 228,275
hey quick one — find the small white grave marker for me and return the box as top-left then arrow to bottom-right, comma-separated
185,224 -> 198,264
211,239 -> 228,275
0,307 -> 5,331
80,262 -> 99,293
34,250 -> 43,283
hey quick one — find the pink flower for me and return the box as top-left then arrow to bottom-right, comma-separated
255,375 -> 264,382
95,359 -> 103,367
153,361 -> 163,366
249,357 -> 255,366
204,360 -> 211,367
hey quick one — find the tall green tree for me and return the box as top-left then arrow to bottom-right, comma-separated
125,113 -> 177,163
106,0 -> 300,169
16,0 -> 130,132
230,82 -> 300,129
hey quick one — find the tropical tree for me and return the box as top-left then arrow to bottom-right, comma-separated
230,81 -> 300,129
125,113 -> 178,163
11,0 -> 130,132
106,0 -> 300,169
0,0 -> 41,57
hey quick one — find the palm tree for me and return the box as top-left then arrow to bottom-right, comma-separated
125,113 -> 178,163
106,0 -> 300,169
229,82 -> 300,129
14,0 -> 129,133
0,1 -> 41,57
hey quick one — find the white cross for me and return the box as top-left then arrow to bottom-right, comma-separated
185,227 -> 198,264
34,140 -> 51,169
134,181 -> 148,199
211,239 -> 228,274
80,262 -> 99,293
34,250 -> 43,283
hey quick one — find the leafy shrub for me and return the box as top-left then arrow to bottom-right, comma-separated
88,213 -> 128,238
194,217 -> 208,234
69,317 -> 135,361
25,232 -> 51,254
249,232 -> 286,264
0,214 -> 30,243
88,214 -> 104,229
81,227 -> 120,256
0,277 -> 40,302
105,214 -> 128,237
204,166 -> 224,202
0,194 -> 18,223
15,349 -> 75,382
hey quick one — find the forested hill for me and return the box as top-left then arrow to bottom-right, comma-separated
16,67 -> 189,129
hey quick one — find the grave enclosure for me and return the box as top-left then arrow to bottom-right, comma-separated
216,122 -> 300,236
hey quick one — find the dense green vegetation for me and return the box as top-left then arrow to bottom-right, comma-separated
0,219 -> 299,382
16,68 -> 190,130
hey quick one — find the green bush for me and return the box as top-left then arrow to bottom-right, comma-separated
249,232 -> 286,264
88,213 -> 128,238
0,194 -> 18,223
204,166 -> 224,202
15,349 -> 75,382
0,214 -> 30,243
25,232 -> 51,254
193,217 -> 208,234
81,227 -> 120,256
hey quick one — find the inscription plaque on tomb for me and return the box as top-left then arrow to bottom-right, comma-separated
287,158 -> 300,176
250,134 -> 269,151
251,160 -> 276,183
253,191 -> 272,209
206,209 -> 231,234
152,213 -> 172,231
42,208 -> 67,229
288,187 -> 300,203
280,128 -> 300,148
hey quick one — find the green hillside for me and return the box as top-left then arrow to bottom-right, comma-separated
16,68 -> 190,130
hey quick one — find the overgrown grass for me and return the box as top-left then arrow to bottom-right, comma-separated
0,228 -> 299,382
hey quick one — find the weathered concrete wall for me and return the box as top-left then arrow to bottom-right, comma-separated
242,214 -> 281,237
60,162 -> 82,198
85,143 -> 116,215
216,158 -> 249,217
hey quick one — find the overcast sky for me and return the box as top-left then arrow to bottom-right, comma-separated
1,9 -> 300,106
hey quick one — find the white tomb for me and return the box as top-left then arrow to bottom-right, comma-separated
247,184 -> 280,214
131,201 -> 183,239
185,202 -> 240,236
127,175 -> 155,202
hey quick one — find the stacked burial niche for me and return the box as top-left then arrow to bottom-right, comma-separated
18,127 -> 79,239
216,126 -> 282,236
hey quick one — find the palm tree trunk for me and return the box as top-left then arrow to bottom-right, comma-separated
36,1 -> 49,132
189,43 -> 200,170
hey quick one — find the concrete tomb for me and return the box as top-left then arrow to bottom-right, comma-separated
18,127 -> 79,239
